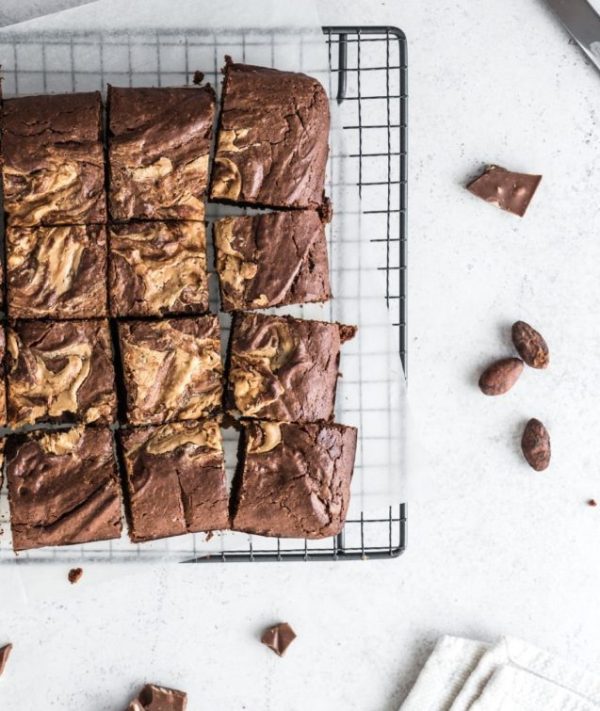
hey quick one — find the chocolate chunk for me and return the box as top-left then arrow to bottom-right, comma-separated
210,61 -> 330,210
109,221 -> 209,317
7,225 -> 108,319
120,420 -> 229,543
118,317 -> 223,425
6,427 -> 122,551
192,71 -> 204,85
108,85 -> 215,221
214,212 -> 331,311
227,313 -> 355,423
1,92 -> 106,226
231,421 -> 357,539
261,622 -> 297,657
467,165 -> 542,217
6,320 -> 117,428
0,644 -> 12,677
125,683 -> 187,711
68,567 -> 83,584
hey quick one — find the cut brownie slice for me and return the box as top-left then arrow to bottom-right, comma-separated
210,60 -> 330,210
109,221 -> 208,317
125,684 -> 187,711
0,439 -> 5,492
120,420 -> 229,543
214,212 -> 330,311
1,92 -> 106,226
7,320 -> 117,428
118,316 -> 223,425
6,426 -> 122,551
232,421 -> 357,539
108,85 -> 215,221
0,327 -> 6,427
7,224 -> 108,319
227,313 -> 356,423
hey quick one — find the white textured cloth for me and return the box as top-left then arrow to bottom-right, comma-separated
469,665 -> 597,710
401,636 -> 600,711
400,636 -> 489,711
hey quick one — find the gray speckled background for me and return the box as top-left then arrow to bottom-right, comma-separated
3,0 -> 600,709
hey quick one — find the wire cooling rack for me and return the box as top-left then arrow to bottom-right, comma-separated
0,25 -> 407,563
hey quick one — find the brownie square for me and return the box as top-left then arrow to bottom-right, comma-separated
232,421 -> 357,539
7,320 -> 117,428
210,60 -> 330,210
227,313 -> 355,423
1,92 -> 106,226
120,420 -> 229,542
118,316 -> 223,425
109,221 -> 208,317
214,212 -> 331,311
0,327 -> 6,428
7,224 -> 108,319
108,85 -> 215,221
6,426 -> 122,551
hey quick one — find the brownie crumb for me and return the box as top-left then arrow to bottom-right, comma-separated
192,70 -> 204,85
0,644 -> 13,677
588,499 -> 598,507
261,622 -> 296,657
68,567 -> 83,584
205,531 -> 214,542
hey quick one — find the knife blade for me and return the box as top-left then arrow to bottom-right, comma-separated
545,0 -> 600,73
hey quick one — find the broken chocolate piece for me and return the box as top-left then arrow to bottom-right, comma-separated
68,567 -> 83,584
0,644 -> 12,677
125,683 -> 187,711
467,165 -> 542,217
261,622 -> 297,657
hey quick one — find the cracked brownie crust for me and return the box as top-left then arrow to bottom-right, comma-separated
118,316 -> 223,425
227,312 -> 356,423
109,221 -> 209,317
108,85 -> 215,221
126,684 -> 188,711
232,421 -> 357,539
7,224 -> 108,319
1,92 -> 106,226
6,426 -> 122,551
120,420 -> 229,542
210,60 -> 330,210
214,212 -> 331,311
6,319 -> 117,428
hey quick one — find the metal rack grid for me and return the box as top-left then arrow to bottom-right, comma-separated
0,25 -> 407,563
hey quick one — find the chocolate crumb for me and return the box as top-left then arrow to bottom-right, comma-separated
192,70 -> 204,85
0,644 -> 13,677
68,567 -> 83,584
205,531 -> 214,542
261,622 -> 296,657
588,499 -> 598,507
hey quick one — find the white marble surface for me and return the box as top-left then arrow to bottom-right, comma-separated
3,0 -> 600,709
